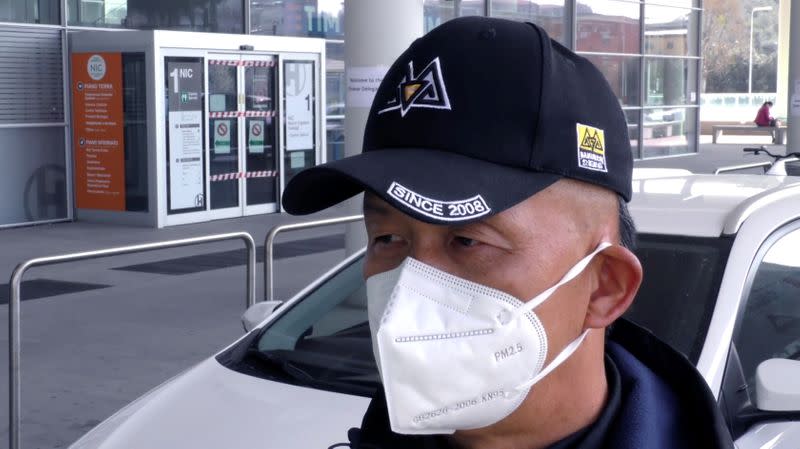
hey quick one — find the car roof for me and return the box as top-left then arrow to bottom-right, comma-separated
629,171 -> 800,237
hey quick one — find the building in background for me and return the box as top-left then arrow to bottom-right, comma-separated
0,0 -> 701,228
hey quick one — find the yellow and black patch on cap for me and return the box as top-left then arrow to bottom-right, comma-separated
576,123 -> 608,172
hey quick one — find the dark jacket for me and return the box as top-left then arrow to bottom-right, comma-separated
344,319 -> 735,449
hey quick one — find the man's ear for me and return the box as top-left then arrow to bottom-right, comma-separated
584,246 -> 643,329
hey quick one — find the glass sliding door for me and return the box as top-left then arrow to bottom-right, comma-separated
242,55 -> 279,214
206,53 -> 279,217
207,55 -> 241,212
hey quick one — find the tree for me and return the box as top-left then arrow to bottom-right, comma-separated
702,0 -> 779,93
702,0 -> 747,92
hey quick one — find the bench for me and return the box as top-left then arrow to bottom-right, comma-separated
712,124 -> 786,144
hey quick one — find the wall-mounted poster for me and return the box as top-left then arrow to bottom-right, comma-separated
166,58 -> 205,212
248,120 -> 265,154
213,119 -> 232,154
71,52 -> 126,211
284,61 -> 314,151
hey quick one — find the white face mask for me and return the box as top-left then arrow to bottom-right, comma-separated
366,242 -> 611,435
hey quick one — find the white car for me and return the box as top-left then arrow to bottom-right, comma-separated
70,172 -> 800,449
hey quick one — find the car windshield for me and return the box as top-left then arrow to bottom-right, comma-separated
222,234 -> 732,397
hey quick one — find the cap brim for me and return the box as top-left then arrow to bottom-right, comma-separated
282,149 -> 561,225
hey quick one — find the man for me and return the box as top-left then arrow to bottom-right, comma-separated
282,17 -> 734,449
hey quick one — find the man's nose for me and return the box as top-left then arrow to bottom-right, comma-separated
407,238 -> 460,276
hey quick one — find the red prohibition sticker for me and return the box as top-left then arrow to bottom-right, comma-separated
217,122 -> 228,136
251,123 -> 262,136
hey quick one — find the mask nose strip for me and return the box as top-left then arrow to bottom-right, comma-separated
497,309 -> 512,325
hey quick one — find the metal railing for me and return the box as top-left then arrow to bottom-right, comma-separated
264,215 -> 364,302
7,232 -> 257,449
714,161 -> 772,175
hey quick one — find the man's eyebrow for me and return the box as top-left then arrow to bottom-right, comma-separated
363,197 -> 392,216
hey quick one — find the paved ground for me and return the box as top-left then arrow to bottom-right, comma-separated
0,203 -> 358,449
0,136 -> 793,449
634,135 -> 788,174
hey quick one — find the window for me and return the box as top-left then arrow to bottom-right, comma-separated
644,5 -> 697,56
644,58 -> 697,106
122,53 -> 148,211
576,0 -> 640,54
624,108 -> 640,158
68,0 -> 243,32
625,234 -> 733,362
491,0 -> 567,44
583,54 -> 640,107
0,0 -> 59,24
326,41 -> 345,162
0,127 -> 68,225
250,0 -> 343,38
424,0 -> 485,33
641,107 -> 696,158
734,225 -> 800,393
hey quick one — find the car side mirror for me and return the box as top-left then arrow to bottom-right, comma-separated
756,358 -> 800,411
241,300 -> 284,332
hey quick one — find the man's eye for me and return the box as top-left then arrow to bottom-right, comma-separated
454,236 -> 479,247
374,234 -> 403,245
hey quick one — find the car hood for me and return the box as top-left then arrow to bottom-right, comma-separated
69,358 -> 370,449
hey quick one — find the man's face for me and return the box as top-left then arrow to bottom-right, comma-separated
362,180 -> 613,362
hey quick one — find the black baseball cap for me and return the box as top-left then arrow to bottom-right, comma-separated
282,16 -> 632,224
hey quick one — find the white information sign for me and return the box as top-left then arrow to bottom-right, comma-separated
347,66 -> 388,108
284,61 -> 314,151
168,110 -> 204,209
248,120 -> 265,154
210,94 -> 226,112
792,95 -> 800,117
793,80 -> 800,117
214,119 -> 231,154
290,151 -> 306,168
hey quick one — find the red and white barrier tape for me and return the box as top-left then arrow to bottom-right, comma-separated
209,59 -> 276,67
210,170 -> 277,182
209,110 -> 276,118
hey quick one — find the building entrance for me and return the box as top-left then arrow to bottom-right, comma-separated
206,54 -> 279,217
69,31 -> 324,227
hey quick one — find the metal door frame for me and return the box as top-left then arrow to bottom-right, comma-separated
240,52 -> 280,216
205,52 -> 244,221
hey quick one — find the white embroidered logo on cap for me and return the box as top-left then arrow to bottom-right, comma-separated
576,123 -> 608,173
378,57 -> 452,117
387,182 -> 491,222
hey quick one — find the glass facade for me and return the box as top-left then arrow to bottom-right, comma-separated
122,53 -> 149,211
0,127 -> 67,225
492,0 -> 567,44
421,0 -> 702,160
574,0 -> 701,158
0,0 -> 59,24
250,0 -> 344,38
424,0 -> 484,33
0,0 -> 702,227
68,0 -> 244,32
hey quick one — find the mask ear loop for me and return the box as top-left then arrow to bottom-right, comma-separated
502,242 -> 611,395
509,241 -> 612,321
511,328 -> 591,395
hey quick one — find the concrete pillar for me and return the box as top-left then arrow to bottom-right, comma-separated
776,0 -> 790,119
787,0 -> 800,149
342,0 -> 424,255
